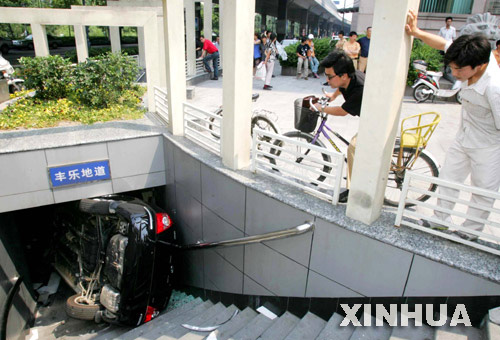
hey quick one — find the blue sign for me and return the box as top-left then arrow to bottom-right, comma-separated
48,160 -> 111,188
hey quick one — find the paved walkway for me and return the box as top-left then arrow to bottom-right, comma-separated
188,73 -> 499,241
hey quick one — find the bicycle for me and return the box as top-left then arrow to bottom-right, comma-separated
269,92 -> 440,206
208,93 -> 280,140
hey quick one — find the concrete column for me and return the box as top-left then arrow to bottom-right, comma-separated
346,0 -> 420,224
144,18 -> 160,113
221,0 -> 255,169
156,18 -> 167,88
185,0 -> 196,76
110,26 -> 121,54
203,0 -> 212,40
137,26 -> 146,68
162,0 -> 187,136
73,24 -> 89,62
30,24 -> 49,57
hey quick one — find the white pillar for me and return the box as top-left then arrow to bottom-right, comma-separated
346,0 -> 420,224
203,0 -> 212,40
137,27 -> 146,68
185,0 -> 196,76
144,19 -> 160,114
30,24 -> 49,57
156,17 -> 167,88
73,25 -> 88,63
110,26 -> 121,54
163,0 -> 187,136
221,0 -> 255,169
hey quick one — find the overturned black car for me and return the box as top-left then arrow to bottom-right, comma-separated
54,195 -> 177,326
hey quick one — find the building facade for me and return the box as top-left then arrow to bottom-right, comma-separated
352,0 -> 498,35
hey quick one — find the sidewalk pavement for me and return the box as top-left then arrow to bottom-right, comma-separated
188,73 -> 499,241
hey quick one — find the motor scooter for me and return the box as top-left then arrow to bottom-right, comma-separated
0,55 -> 25,93
412,60 -> 462,104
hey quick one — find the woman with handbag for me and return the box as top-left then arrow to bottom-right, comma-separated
343,31 -> 361,69
263,32 -> 278,90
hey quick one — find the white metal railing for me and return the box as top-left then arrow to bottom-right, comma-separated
251,129 -> 344,204
395,171 -> 500,256
154,86 -> 169,124
185,58 -> 221,78
182,102 -> 222,155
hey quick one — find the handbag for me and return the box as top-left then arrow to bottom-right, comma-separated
255,62 -> 267,81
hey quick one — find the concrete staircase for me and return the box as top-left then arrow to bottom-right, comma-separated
93,296 -> 498,340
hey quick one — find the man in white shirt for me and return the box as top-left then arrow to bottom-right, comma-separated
438,17 -> 457,42
438,17 -> 457,82
406,9 -> 500,241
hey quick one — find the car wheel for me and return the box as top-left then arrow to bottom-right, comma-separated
51,42 -> 58,49
0,45 -> 8,55
28,42 -> 34,50
65,294 -> 100,321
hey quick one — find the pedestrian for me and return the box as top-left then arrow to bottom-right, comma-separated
343,31 -> 361,69
214,36 -> 220,50
253,33 -> 263,75
438,17 -> 457,82
438,16 -> 457,42
493,39 -> 500,67
357,27 -> 371,72
263,32 -> 278,90
296,36 -> 310,80
312,50 -> 365,203
406,9 -> 500,241
335,31 -> 347,50
199,35 -> 220,80
307,34 -> 320,78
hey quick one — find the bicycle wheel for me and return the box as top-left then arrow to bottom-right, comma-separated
208,108 -> 223,139
269,131 -> 332,183
384,147 -> 439,207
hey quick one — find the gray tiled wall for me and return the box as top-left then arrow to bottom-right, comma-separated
0,135 -> 166,213
167,138 -> 500,297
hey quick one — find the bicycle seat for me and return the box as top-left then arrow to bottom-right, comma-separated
252,93 -> 260,101
400,112 -> 441,149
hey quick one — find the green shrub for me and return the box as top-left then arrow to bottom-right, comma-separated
18,55 -> 73,100
72,52 -> 139,108
64,46 -> 139,63
407,39 -> 443,85
279,38 -> 335,67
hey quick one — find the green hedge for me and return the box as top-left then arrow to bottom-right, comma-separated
407,38 -> 443,85
64,46 -> 139,63
279,38 -> 333,67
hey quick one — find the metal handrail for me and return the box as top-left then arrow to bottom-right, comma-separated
159,221 -> 314,250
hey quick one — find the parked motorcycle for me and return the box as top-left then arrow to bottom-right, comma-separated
0,55 -> 25,93
412,60 -> 462,104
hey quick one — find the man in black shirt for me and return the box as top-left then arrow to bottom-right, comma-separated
313,50 -> 365,202
296,37 -> 311,80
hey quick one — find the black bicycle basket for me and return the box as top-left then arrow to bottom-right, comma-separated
294,97 -> 319,133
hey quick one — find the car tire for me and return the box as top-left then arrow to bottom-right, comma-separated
28,42 -> 34,50
79,198 -> 111,215
65,294 -> 100,321
0,45 -> 8,55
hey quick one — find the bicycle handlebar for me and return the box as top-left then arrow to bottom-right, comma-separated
308,88 -> 333,114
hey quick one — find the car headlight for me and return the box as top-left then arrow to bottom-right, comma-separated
100,284 -> 121,314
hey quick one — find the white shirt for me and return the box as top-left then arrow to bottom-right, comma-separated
456,54 -> 500,148
438,26 -> 456,41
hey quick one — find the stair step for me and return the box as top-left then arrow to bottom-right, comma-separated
486,318 -> 500,340
284,312 -> 326,340
350,315 -> 392,340
259,311 -> 300,340
117,297 -> 203,340
92,326 -> 130,340
178,304 -> 240,340
229,313 -> 274,340
159,302 -> 227,340
389,313 -> 434,340
135,300 -> 214,340
316,313 -> 354,340
434,323 -> 482,340
212,307 -> 258,340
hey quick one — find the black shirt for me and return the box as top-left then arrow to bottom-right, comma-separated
296,43 -> 310,57
339,70 -> 365,116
